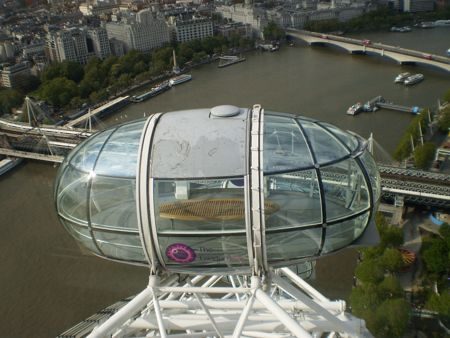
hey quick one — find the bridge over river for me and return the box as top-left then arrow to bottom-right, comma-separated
287,29 -> 450,73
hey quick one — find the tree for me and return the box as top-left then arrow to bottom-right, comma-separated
0,89 -> 24,115
437,105 -> 450,132
350,283 -> 381,319
378,276 -> 404,299
41,61 -> 84,83
414,142 -> 436,169
16,75 -> 41,93
426,292 -> 450,319
443,88 -> 450,103
263,21 -> 285,41
381,248 -> 404,273
373,299 -> 410,338
355,259 -> 385,284
37,77 -> 79,107
422,237 -> 449,276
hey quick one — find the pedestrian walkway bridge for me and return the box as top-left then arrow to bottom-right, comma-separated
287,29 -> 450,73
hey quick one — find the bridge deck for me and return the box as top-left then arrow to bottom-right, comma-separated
0,148 -> 64,163
287,29 -> 450,73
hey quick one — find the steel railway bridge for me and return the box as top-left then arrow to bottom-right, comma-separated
0,119 -> 449,209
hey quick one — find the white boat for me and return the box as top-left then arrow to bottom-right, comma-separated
404,73 -> 424,86
434,20 -> 450,26
390,26 -> 411,33
447,48 -> 450,56
0,156 -> 22,176
169,74 -> 192,87
346,102 -> 363,115
218,55 -> 246,68
394,72 -> 411,83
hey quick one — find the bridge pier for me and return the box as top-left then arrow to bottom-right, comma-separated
379,202 -> 404,225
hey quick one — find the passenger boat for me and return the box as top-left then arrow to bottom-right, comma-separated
218,56 -> 246,68
434,20 -> 450,26
390,26 -> 411,32
346,102 -> 363,115
0,156 -> 22,176
404,73 -> 424,86
169,74 -> 192,87
130,81 -> 170,103
394,72 -> 411,83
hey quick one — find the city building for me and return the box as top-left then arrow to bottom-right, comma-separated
0,62 -> 31,88
87,27 -> 111,60
46,26 -> 111,64
215,4 -> 267,38
168,16 -> 213,43
216,22 -> 252,39
105,8 -> 170,53
402,0 -> 434,12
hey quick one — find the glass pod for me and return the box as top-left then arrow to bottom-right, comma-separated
54,105 -> 380,274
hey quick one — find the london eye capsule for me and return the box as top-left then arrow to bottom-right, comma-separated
54,105 -> 380,275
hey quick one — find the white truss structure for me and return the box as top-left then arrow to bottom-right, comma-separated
88,267 -> 372,338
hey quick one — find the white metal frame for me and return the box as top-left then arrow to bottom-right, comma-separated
88,268 -> 372,338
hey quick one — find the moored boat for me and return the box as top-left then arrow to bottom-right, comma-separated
169,74 -> 192,87
346,102 -> 363,115
0,156 -> 23,176
434,19 -> 450,26
218,55 -> 246,68
404,73 -> 424,86
394,72 -> 411,83
131,81 -> 170,103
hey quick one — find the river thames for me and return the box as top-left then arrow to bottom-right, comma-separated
0,27 -> 448,337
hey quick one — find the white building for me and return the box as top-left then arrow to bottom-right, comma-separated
216,4 -> 268,38
168,16 -> 213,44
105,8 -> 170,53
402,0 -> 434,12
88,27 -> 111,59
1,62 -> 31,88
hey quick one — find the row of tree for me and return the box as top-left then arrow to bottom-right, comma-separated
350,213 -> 410,337
0,33 -> 257,117
303,7 -> 450,33
421,223 -> 450,325
392,88 -> 450,169
392,109 -> 436,169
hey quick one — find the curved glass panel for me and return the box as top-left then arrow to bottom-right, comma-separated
61,219 -> 101,255
320,158 -> 370,222
360,150 -> 381,202
90,176 -> 137,229
154,178 -> 246,233
299,120 -> 349,165
266,227 -> 322,261
57,166 -> 90,224
265,170 -> 322,229
318,122 -> 360,152
94,230 -> 146,262
264,115 -> 313,172
151,109 -> 248,178
95,120 -> 146,178
70,129 -> 115,172
322,212 -> 370,253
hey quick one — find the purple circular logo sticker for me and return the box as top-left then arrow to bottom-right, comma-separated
166,243 -> 196,263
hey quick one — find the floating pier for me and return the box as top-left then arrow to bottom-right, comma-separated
359,96 -> 422,115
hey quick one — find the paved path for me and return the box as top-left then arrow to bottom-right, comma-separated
397,209 -> 424,292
